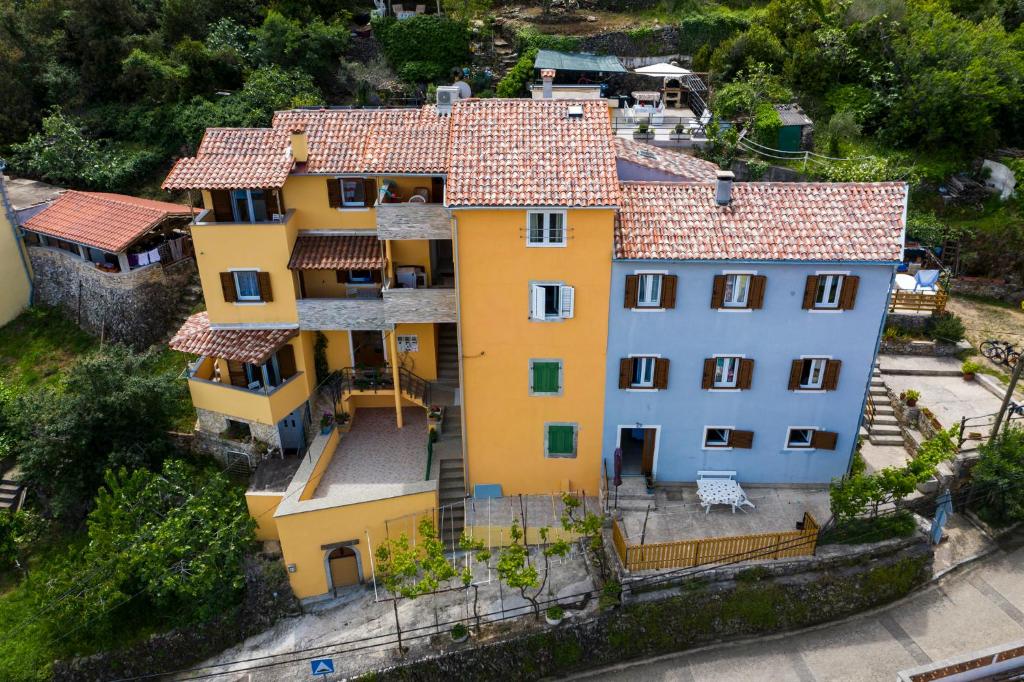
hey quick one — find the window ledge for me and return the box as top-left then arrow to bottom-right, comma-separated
626,387 -> 661,392
794,388 -> 826,393
808,309 -> 843,314
716,308 -> 753,313
337,207 -> 372,212
233,301 -> 268,306
702,446 -> 733,451
526,243 -> 567,248
708,387 -> 741,392
631,307 -> 666,313
784,447 -> 817,452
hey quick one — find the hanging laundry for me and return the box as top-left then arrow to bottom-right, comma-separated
136,251 -> 150,266
147,247 -> 161,263
128,253 -> 140,268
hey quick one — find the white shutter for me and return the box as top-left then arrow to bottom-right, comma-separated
531,284 -> 546,320
560,285 -> 575,319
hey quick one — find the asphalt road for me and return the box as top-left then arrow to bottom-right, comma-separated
573,535 -> 1024,682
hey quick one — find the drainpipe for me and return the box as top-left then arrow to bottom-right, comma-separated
451,213 -> 469,495
388,329 -> 404,429
0,162 -> 35,305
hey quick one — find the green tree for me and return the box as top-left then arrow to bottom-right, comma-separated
708,25 -> 787,84
251,10 -> 349,84
497,48 -> 538,98
0,509 -> 43,574
495,520 -> 570,620
972,426 -> 1024,525
374,15 -> 470,83
457,533 -> 492,632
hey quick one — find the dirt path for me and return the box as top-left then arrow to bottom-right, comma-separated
946,294 -> 1024,392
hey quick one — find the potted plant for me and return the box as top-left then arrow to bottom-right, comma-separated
644,473 -> 655,493
633,121 -> 653,140
427,405 -> 444,431
904,389 -> 920,407
450,623 -> 469,643
335,411 -> 351,432
545,605 -> 564,625
319,412 -> 334,435
961,360 -> 981,381
670,122 -> 689,141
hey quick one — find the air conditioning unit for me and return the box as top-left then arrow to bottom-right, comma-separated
435,86 -> 461,114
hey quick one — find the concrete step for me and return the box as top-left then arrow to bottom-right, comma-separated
873,416 -> 899,426
870,426 -> 902,437
870,436 -> 905,447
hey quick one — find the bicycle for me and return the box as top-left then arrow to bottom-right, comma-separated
981,339 -> 1021,367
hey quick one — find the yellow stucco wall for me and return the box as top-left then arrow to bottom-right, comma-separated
389,324 -> 437,380
455,208 -> 613,496
246,492 -> 284,541
274,490 -> 437,599
389,239 -> 433,284
283,176 -> 377,230
0,213 -> 32,326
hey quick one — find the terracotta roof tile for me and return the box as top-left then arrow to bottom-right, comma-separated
446,99 -> 620,207
614,138 -> 720,182
287,235 -> 384,270
616,182 -> 907,262
169,312 -> 297,364
22,191 -> 192,253
162,128 -> 292,190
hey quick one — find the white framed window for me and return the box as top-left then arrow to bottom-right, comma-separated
703,427 -> 732,449
799,358 -> 828,389
342,179 -> 366,207
527,211 -> 566,247
636,273 -> 663,308
815,274 -> 844,309
786,427 -> 815,449
530,282 -> 574,321
631,356 -> 656,388
230,189 -> 268,222
723,274 -> 751,307
713,356 -> 741,388
233,270 -> 261,301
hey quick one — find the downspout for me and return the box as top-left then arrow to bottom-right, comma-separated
0,162 -> 35,305
451,212 -> 469,496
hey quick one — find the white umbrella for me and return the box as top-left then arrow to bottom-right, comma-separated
633,63 -> 692,78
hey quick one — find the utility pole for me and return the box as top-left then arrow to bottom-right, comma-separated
991,357 -> 1024,440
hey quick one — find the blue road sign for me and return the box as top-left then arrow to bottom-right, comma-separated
311,658 -> 335,676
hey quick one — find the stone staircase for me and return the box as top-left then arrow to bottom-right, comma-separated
608,476 -> 658,512
436,405 -> 466,546
163,271 -> 204,344
436,324 -> 459,387
867,365 -> 904,446
0,469 -> 26,512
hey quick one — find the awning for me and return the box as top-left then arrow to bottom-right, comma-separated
633,63 -> 692,78
287,235 -> 384,271
170,312 -> 296,365
534,50 -> 626,74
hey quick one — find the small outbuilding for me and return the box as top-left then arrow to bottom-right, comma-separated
774,104 -> 814,152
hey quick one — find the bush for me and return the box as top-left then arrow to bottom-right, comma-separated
962,360 -> 982,375
677,11 -> 750,55
374,15 -> 470,84
819,511 -> 917,545
708,25 -> 786,84
514,27 -> 581,52
497,48 -> 538,98
971,426 -> 1024,526
925,312 -> 966,343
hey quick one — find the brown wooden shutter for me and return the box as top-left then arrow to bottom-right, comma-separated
802,275 -> 819,309
839,275 -> 860,310
661,275 -> 678,309
729,430 -> 754,449
618,358 -> 632,389
363,179 -> 378,207
277,344 -> 297,379
211,190 -> 233,222
737,358 -> 754,389
327,179 -> 343,208
335,270 -> 344,283
653,358 -> 670,389
623,275 -> 639,308
220,272 -> 237,302
257,272 -> 273,302
823,359 -> 842,390
701,358 -> 716,389
710,275 -> 726,308
748,275 -> 767,309
265,189 -> 281,216
788,359 -> 804,390
811,430 -> 838,450
227,360 -> 247,387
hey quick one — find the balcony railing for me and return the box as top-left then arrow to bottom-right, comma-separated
382,279 -> 457,323
320,366 -> 432,406
193,208 -> 295,226
375,202 -> 451,240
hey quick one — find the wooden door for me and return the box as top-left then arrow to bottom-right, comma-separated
329,547 -> 359,594
641,429 -> 656,477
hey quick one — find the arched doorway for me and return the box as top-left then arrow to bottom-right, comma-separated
327,546 -> 359,596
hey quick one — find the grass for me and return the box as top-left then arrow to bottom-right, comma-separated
818,511 -> 918,546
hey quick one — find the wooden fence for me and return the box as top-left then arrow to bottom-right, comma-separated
611,512 -> 819,572
889,288 -> 948,314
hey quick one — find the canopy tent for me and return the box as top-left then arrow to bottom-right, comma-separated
632,62 -> 692,78
534,49 -> 627,74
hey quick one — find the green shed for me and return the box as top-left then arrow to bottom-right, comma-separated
774,104 -> 813,152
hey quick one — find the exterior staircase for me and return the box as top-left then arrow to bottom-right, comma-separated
436,405 -> 466,546
867,365 -> 903,446
0,478 -> 26,512
608,476 -> 658,512
163,270 -> 204,343
436,324 -> 459,387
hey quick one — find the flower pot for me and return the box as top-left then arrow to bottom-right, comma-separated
545,614 -> 564,626
450,630 -> 469,643
962,373 -> 975,381
905,398 -> 918,407
320,424 -> 333,435
669,133 -> 689,141
633,131 -> 653,141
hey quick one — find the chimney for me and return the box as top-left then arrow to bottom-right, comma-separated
541,69 -> 555,99
715,170 -> 735,205
290,127 -> 308,163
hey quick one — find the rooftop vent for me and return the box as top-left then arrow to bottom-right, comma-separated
567,105 -> 584,119
637,149 -> 657,160
715,170 -> 735,206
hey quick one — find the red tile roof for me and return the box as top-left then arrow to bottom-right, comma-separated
616,182 -> 907,262
446,99 -> 620,207
163,128 -> 292,190
288,235 -> 384,270
169,312 -> 297,364
22,191 -> 193,253
614,138 -> 720,182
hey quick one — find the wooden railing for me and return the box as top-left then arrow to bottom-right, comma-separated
889,288 -> 948,314
611,512 -> 819,572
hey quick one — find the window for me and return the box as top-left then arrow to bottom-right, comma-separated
619,357 -> 669,390
348,269 -> 374,283
233,271 -> 261,301
530,360 -> 562,395
631,357 -> 656,387
723,274 -> 751,307
545,423 -> 577,458
704,427 -> 731,448
637,274 -> 662,307
815,274 -> 844,308
530,283 -> 574,320
342,179 -> 366,207
786,428 -> 814,449
231,189 -> 268,222
800,358 -> 827,389
788,358 -> 841,391
713,357 -> 740,388
527,212 -> 566,247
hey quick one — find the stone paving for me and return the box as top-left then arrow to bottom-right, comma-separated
880,356 -> 1004,431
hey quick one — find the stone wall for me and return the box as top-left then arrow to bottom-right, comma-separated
948,276 -> 1024,306
28,246 -> 195,348
880,337 -> 958,356
579,26 -> 680,58
371,537 -> 932,681
193,407 -> 283,465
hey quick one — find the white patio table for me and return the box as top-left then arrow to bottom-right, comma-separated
696,472 -> 756,515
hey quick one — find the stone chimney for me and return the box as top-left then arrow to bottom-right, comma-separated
715,170 -> 735,206
541,69 -> 556,99
290,127 -> 308,163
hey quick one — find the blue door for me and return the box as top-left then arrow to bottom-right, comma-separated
278,405 -> 306,453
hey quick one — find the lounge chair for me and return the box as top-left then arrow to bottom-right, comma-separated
914,269 -> 941,292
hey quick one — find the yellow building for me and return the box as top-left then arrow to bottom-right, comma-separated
0,173 -> 62,326
165,99 -> 618,600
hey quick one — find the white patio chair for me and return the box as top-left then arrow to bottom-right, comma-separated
914,269 -> 941,292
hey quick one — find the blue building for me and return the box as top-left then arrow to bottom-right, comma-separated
602,174 -> 907,485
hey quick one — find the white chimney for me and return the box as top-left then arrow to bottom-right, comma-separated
541,69 -> 555,99
715,170 -> 735,205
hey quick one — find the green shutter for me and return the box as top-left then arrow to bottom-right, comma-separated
548,425 -> 574,455
532,362 -> 560,393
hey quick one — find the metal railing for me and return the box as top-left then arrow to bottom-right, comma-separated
320,365 -> 432,406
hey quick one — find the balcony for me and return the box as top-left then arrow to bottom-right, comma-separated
193,208 -> 295,227
382,279 -> 457,324
296,296 -> 390,330
375,202 -> 451,240
186,356 -> 308,425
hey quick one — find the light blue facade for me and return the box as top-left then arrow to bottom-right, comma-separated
601,260 -> 895,485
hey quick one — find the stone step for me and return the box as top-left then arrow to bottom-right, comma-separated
873,416 -> 899,426
870,436 -> 904,447
869,389 -> 888,397
870,426 -> 902,436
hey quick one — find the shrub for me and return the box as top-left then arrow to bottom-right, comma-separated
819,511 -> 917,545
451,623 -> 468,639
752,101 -> 782,146
374,15 -> 469,84
677,11 -> 750,55
925,312 -> 966,343
546,605 -> 564,620
708,25 -> 786,84
497,48 -> 538,98
971,426 -> 1024,526
514,27 -> 581,52
962,360 -> 982,375
746,159 -> 769,180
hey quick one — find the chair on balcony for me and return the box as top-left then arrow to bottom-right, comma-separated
409,187 -> 430,203
913,269 -> 941,292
